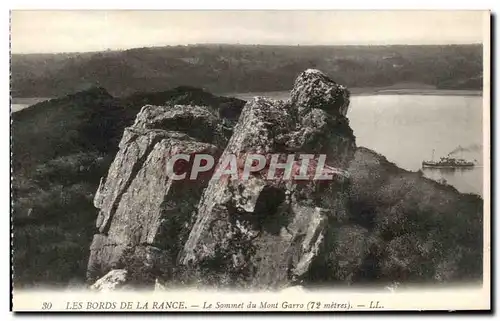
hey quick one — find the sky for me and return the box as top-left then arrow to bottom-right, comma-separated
11,10 -> 487,53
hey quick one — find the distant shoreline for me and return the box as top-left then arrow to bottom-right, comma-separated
350,88 -> 482,97
225,88 -> 483,100
11,88 -> 482,113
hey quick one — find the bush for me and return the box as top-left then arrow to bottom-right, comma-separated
11,153 -> 108,288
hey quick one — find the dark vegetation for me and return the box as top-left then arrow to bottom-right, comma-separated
11,44 -> 482,98
340,148 -> 482,285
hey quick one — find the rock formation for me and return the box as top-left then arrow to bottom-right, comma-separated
179,69 -> 356,289
87,69 -> 483,291
86,104 -> 224,285
87,69 -> 356,289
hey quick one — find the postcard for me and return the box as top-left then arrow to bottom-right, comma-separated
10,10 -> 491,312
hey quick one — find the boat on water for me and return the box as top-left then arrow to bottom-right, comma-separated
422,149 -> 475,168
422,156 -> 475,168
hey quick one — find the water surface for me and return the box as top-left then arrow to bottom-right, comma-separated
11,98 -> 50,112
348,95 -> 483,196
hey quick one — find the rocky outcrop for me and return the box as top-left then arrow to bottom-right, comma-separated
86,104 -> 225,284
87,69 -> 356,289
291,69 -> 350,117
178,69 -> 356,289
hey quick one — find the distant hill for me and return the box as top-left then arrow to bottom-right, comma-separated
11,44 -> 483,97
12,86 -> 246,175
12,87 -> 124,174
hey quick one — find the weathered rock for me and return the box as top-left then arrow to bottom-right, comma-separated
291,69 -> 350,117
178,69 -> 356,289
132,104 -> 227,147
87,104 -> 222,284
90,269 -> 128,291
88,69 -> 357,289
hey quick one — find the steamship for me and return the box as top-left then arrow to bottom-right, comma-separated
422,149 -> 475,168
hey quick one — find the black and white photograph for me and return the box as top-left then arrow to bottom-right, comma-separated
9,9 -> 490,311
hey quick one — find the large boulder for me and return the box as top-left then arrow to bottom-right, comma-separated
86,104 -> 223,285
291,69 -> 350,117
178,69 -> 356,289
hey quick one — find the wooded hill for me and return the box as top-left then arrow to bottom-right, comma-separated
11,44 -> 483,97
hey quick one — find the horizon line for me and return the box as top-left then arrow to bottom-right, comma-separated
10,42 -> 483,55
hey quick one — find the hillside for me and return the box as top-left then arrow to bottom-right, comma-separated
11,44 -> 483,98
346,147 -> 482,284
